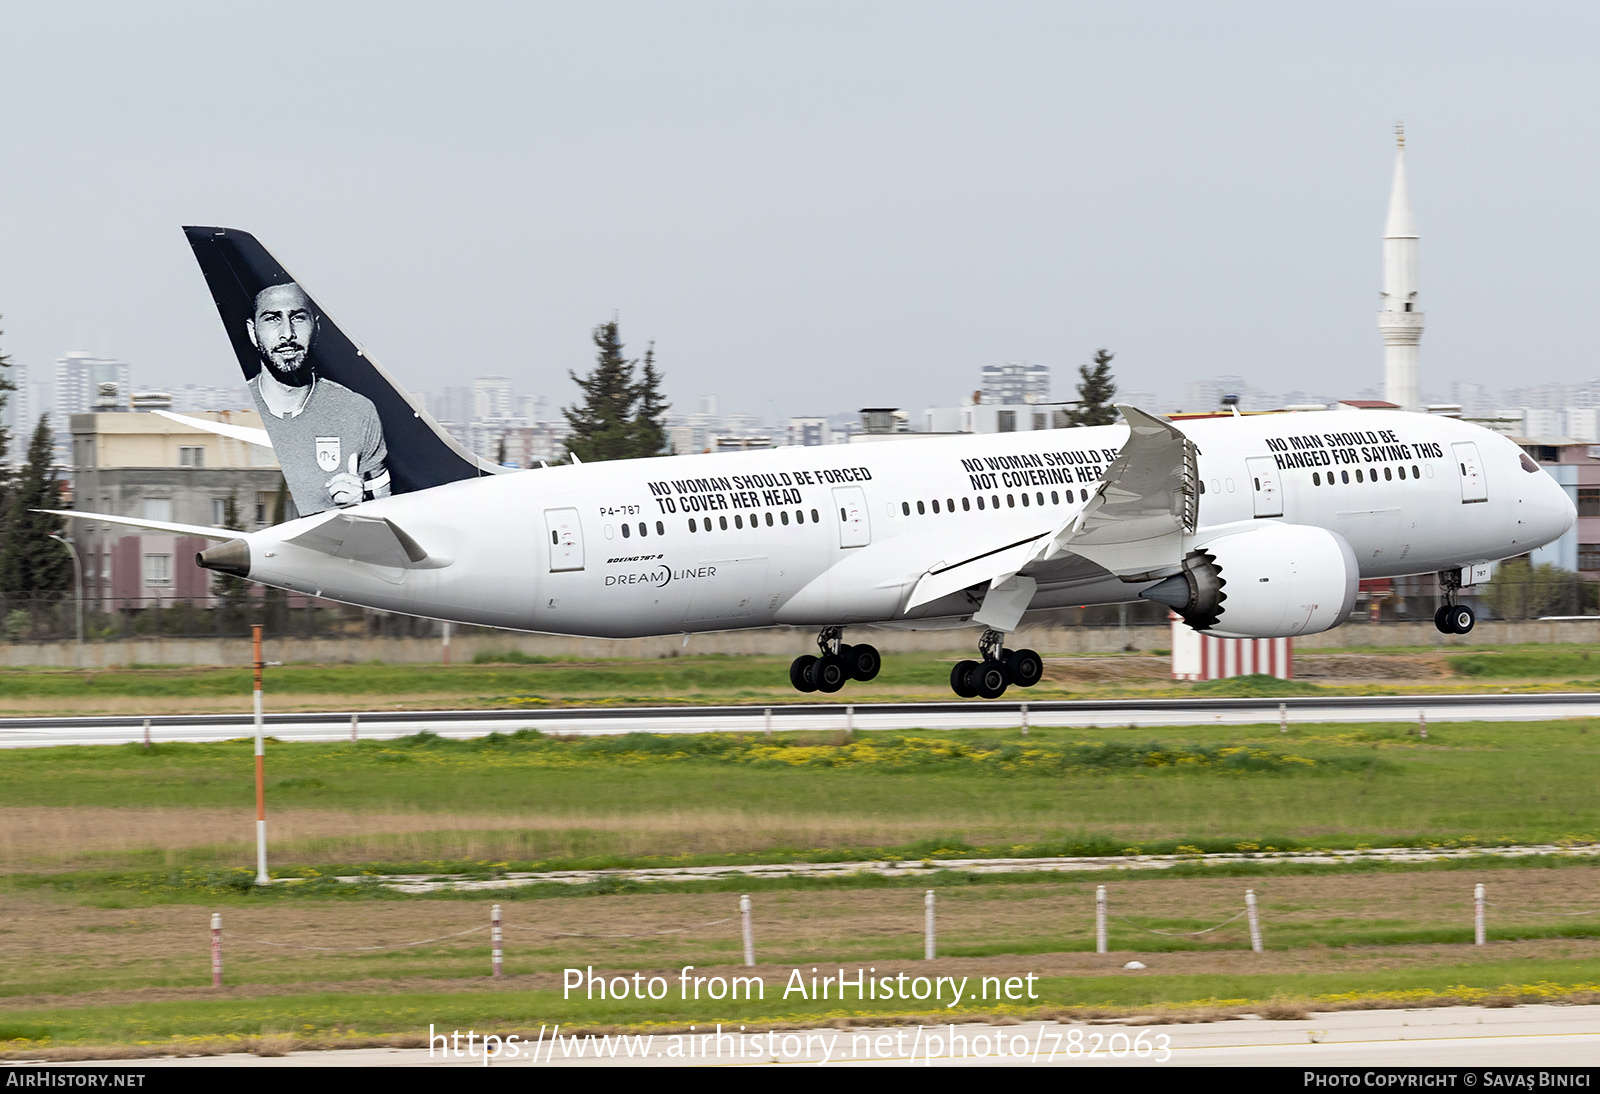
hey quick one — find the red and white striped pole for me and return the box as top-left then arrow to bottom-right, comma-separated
252,625 -> 268,887
491,904 -> 503,978
210,913 -> 223,987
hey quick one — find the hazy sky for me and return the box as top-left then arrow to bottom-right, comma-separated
1,2 -> 1596,420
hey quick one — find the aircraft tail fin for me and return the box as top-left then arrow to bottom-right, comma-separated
182,226 -> 499,515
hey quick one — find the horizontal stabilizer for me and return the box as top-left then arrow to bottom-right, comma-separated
286,512 -> 449,570
153,410 -> 272,449
40,510 -> 238,541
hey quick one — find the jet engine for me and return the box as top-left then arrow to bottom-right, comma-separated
1141,523 -> 1359,639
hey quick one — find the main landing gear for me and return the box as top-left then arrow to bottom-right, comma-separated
790,627 -> 882,694
1434,568 -> 1476,635
948,629 -> 1044,700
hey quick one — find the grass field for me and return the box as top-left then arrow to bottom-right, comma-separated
1,643 -> 1600,715
4,675 -> 1599,1054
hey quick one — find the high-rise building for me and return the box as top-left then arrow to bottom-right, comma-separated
473,376 -> 514,421
1379,124 -> 1423,411
54,352 -> 131,419
980,361 -> 1050,405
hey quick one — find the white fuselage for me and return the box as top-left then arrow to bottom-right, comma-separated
239,410 -> 1575,639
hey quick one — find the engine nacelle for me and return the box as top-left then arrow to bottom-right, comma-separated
1141,523 -> 1359,639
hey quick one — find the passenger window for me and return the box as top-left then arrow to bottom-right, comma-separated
688,518 -> 697,532
1313,472 -> 1321,485
1081,489 -> 1090,502
992,495 -> 1000,509
1355,469 -> 1363,482
795,510 -> 804,523
780,511 -> 790,526
811,509 -> 819,523
931,500 -> 940,513
947,498 -> 955,512
734,514 -> 743,529
719,516 -> 728,530
976,496 -> 985,510
621,523 -> 631,538
1397,466 -> 1406,480
1253,477 -> 1260,491
1036,492 -> 1044,505
1050,491 -> 1059,504
1020,493 -> 1029,506
1384,466 -> 1392,481
1413,465 -> 1421,478
917,501 -> 926,515
638,522 -> 648,537
840,507 -> 847,520
902,501 -> 910,516
1342,471 -> 1350,484
765,513 -> 773,526
656,521 -> 665,535
1198,481 -> 1206,494
1006,494 -> 1015,508
962,497 -> 971,511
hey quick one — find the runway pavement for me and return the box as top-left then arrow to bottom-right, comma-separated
3,692 -> 1600,748
34,1005 -> 1600,1067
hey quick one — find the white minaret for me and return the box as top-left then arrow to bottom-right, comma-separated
1378,123 -> 1423,411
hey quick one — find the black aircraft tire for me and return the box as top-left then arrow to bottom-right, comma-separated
790,655 -> 818,693
1435,605 -> 1458,634
849,644 -> 881,682
950,660 -> 980,698
1449,605 -> 1476,634
974,661 -> 1009,700
814,656 -> 848,693
1007,648 -> 1044,688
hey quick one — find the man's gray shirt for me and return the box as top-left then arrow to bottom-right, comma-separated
250,374 -> 389,515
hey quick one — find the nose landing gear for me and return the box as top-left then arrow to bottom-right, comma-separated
789,627 -> 882,693
949,629 -> 1044,699
1434,568 -> 1476,634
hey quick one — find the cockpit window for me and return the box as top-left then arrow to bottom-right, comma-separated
1519,453 -> 1541,473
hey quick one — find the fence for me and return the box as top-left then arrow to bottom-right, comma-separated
0,593 -> 479,642
201,882 -> 1597,985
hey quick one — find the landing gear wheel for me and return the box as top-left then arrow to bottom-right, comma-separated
790,655 -> 818,693
813,656 -> 848,693
1006,648 -> 1044,688
1448,605 -> 1476,634
1434,606 -> 1453,634
846,643 -> 881,682
973,661 -> 1009,699
950,659 -> 980,698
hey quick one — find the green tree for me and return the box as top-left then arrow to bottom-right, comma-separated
632,341 -> 670,457
562,321 -> 669,461
213,491 -> 253,623
0,416 -> 72,595
0,318 -> 17,529
1481,558 -> 1574,620
1067,348 -> 1119,426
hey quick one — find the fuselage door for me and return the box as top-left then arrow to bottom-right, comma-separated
544,507 -> 584,571
1453,442 -> 1488,503
1245,456 -> 1283,518
833,486 -> 871,548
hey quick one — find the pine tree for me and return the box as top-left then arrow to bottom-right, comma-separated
0,416 -> 72,595
213,491 -> 253,623
1068,348 -> 1119,426
562,321 -> 670,461
630,341 -> 670,457
0,318 -> 17,532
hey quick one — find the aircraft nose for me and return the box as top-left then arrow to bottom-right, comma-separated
1533,471 -> 1577,545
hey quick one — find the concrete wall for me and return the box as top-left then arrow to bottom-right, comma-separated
3,618 -> 1597,668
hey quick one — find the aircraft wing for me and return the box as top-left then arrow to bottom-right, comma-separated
904,405 -> 1198,611
153,410 -> 273,449
42,510 -> 240,540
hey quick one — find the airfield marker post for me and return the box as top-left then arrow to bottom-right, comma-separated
1279,703 -> 1287,734
763,708 -> 772,737
442,621 -> 452,666
924,890 -> 936,960
142,718 -> 151,750
1021,703 -> 1029,736
1246,889 -> 1263,952
846,704 -> 854,735
1419,710 -> 1428,739
210,913 -> 223,986
350,712 -> 359,743
740,895 -> 754,966
1475,883 -> 1485,945
491,904 -> 503,978
1096,885 -> 1108,953
252,625 -> 268,887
